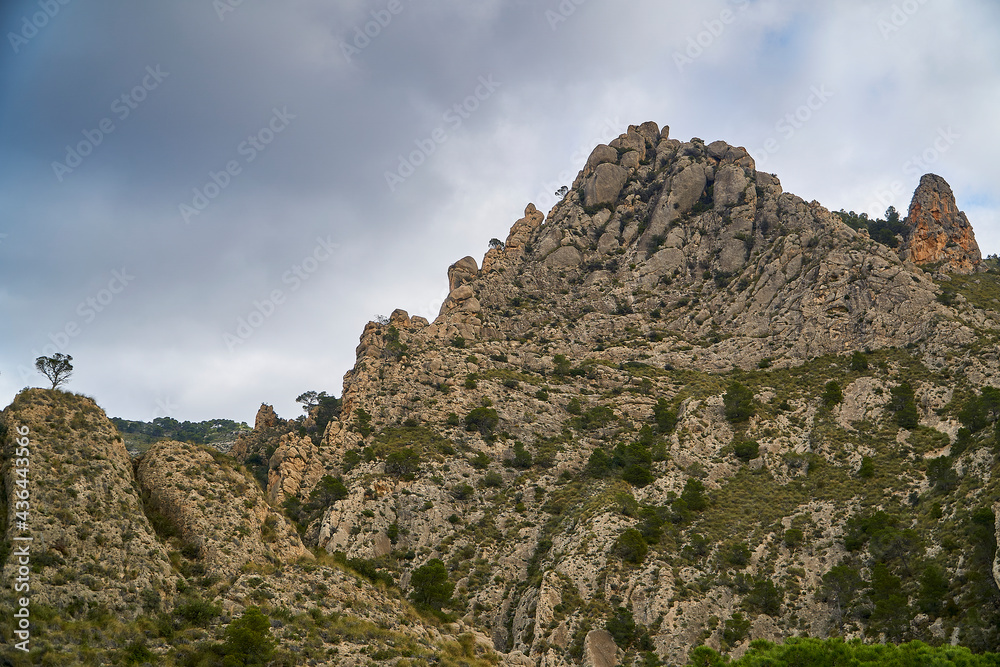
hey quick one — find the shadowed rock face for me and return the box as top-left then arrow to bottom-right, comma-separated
901,173 -> 982,274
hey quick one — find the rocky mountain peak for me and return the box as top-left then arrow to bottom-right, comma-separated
900,173 -> 982,274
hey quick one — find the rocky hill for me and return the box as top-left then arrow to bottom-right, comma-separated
2,121 -> 1000,666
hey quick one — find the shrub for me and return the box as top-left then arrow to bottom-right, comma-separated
174,597 -> 222,627
464,407 -> 499,436
451,483 -> 474,500
723,542 -> 751,568
483,471 -> 503,488
511,441 -> 533,469
586,448 -> 613,477
822,380 -> 843,408
614,528 -> 648,565
722,612 -> 750,648
410,559 -> 454,610
783,528 -> 804,549
850,351 -> 869,371
464,374 -> 478,389
220,606 -> 275,666
680,478 -> 707,512
354,408 -> 373,437
552,354 -> 572,377
622,464 -> 654,487
605,606 -> 639,649
470,452 -> 490,469
445,412 -> 460,426
566,398 -> 583,415
889,382 -> 919,429
385,447 -> 421,479
743,577 -> 783,616
451,336 -> 466,348
858,456 -> 875,478
732,439 -> 759,462
723,382 -> 755,422
653,397 -> 678,433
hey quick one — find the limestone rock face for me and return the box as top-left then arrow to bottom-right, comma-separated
0,389 -> 177,618
136,440 -> 311,580
267,432 -> 328,505
449,256 -> 480,291
583,163 -> 628,208
900,173 -> 982,274
583,629 -> 619,667
254,403 -> 279,430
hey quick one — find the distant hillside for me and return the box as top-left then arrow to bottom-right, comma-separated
111,415 -> 250,455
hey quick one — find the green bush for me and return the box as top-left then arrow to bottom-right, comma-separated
783,528 -> 803,549
586,448 -> 613,477
722,542 -> 751,568
822,380 -> 843,408
552,354 -> 572,378
850,351 -> 869,371
723,382 -> 755,423
470,452 -> 490,469
614,528 -> 648,564
681,479 -> 708,512
566,398 -> 582,415
732,439 -> 759,462
743,577 -> 783,616
511,441 -> 533,469
385,447 -> 421,479
410,558 -> 454,610
889,382 -> 919,429
858,456 -> 875,478
354,407 -> 373,437
721,612 -> 750,648
220,606 -> 275,666
653,397 -> 678,433
483,471 -> 503,488
685,637 -> 1000,666
465,407 -> 499,436
174,597 -> 222,627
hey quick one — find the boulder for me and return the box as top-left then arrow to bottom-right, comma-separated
583,163 -> 629,209
448,256 -> 480,291
583,144 -> 619,177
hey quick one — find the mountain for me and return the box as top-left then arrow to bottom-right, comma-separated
3,121 -> 1000,666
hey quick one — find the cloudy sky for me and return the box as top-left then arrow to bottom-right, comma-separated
1,1 -> 998,424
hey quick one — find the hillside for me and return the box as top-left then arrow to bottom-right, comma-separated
3,121 -> 1000,666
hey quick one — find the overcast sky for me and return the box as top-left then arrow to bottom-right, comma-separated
1,1 -> 998,424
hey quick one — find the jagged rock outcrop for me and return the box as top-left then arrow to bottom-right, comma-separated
311,120 -> 1000,664
900,173 -> 982,274
136,439 -> 311,580
266,431 -> 328,505
0,389 -> 177,618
